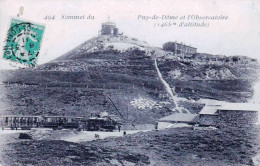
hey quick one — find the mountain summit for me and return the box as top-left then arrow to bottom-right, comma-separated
53,35 -> 152,63
1,21 -> 259,124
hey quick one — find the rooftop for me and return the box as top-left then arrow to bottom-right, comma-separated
199,105 -> 221,115
199,103 -> 260,115
102,22 -> 116,26
42,116 -> 83,118
164,41 -> 197,49
220,103 -> 260,112
159,113 -> 199,123
0,115 -> 41,118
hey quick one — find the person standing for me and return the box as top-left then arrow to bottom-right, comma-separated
155,122 -> 158,130
118,124 -> 121,132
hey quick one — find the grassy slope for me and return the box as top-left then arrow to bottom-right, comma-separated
3,126 -> 260,165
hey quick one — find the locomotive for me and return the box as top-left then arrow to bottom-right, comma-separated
86,112 -> 118,131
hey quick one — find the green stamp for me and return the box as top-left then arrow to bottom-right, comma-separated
3,18 -> 45,67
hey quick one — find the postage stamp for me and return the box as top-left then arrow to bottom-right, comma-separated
3,18 -> 45,67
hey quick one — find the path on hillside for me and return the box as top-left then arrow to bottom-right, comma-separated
154,59 -> 190,113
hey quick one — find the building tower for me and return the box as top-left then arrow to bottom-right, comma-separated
99,16 -> 120,36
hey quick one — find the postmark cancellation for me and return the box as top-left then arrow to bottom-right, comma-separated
3,18 -> 45,67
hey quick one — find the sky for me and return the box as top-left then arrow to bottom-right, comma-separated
0,0 -> 260,70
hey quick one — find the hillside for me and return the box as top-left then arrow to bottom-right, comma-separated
0,35 -> 259,124
3,126 -> 260,165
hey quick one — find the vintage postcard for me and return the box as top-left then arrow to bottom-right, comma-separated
0,0 -> 260,166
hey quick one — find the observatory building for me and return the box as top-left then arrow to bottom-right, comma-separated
163,42 -> 197,57
99,17 -> 121,36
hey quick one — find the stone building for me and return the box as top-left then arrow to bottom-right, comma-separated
199,103 -> 259,128
163,42 -> 197,57
99,18 -> 121,36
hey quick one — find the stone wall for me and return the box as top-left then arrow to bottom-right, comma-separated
217,110 -> 258,128
199,114 -> 218,126
199,110 -> 258,128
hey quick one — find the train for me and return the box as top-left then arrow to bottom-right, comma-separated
41,116 -> 84,130
0,112 -> 119,131
0,115 -> 40,130
86,112 -> 118,131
